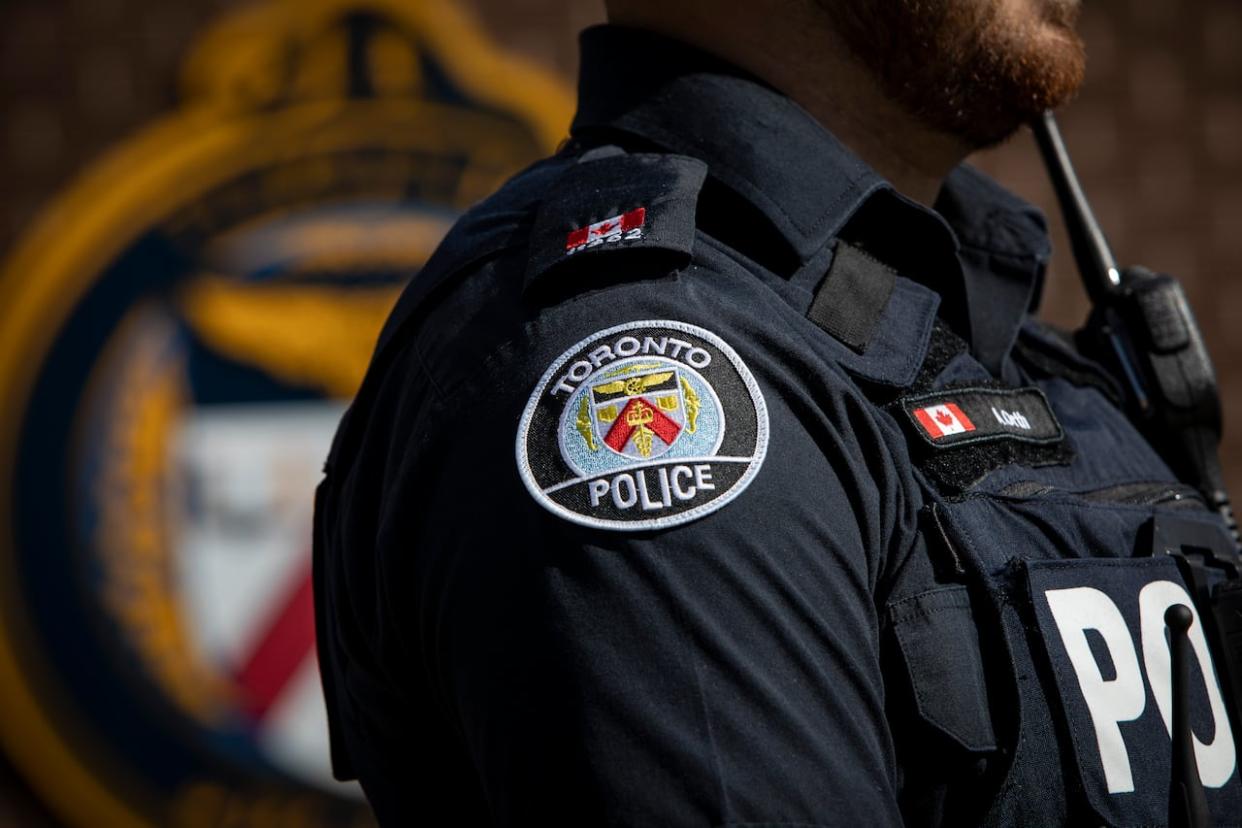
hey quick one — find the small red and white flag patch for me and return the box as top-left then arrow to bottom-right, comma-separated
913,403 -> 976,440
566,207 -> 646,254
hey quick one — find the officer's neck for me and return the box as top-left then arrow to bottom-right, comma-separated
607,6 -> 970,207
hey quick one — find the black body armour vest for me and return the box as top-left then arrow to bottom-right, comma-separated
871,312 -> 1242,827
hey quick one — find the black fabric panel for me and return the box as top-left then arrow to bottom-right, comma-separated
889,585 -> 998,753
874,322 -> 1075,494
910,321 -> 970,394
916,436 -> 1075,494
1014,329 -> 1123,408
807,241 -> 897,353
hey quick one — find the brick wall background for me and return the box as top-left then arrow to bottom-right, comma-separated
5,0 -> 1240,453
0,0 -> 1239,822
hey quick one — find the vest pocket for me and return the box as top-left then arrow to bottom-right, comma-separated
888,585 -> 998,753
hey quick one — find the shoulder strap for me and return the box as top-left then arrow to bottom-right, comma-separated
1013,321 -> 1123,406
522,150 -> 708,293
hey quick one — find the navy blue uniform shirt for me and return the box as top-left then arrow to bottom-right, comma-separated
315,25 -> 1242,827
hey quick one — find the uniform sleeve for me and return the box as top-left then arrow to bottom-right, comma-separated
340,284 -> 918,826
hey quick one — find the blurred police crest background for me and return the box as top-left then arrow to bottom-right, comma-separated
0,0 -> 575,825
0,0 -> 1238,825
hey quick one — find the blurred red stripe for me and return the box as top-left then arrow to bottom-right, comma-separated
234,563 -> 316,723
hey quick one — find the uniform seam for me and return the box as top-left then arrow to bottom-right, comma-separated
655,545 -> 734,825
694,233 -> 805,304
403,244 -> 533,407
957,239 -> 1045,265
620,113 -> 866,240
691,650 -> 734,824
410,337 -> 450,402
887,585 -> 970,620
953,489 -> 1183,516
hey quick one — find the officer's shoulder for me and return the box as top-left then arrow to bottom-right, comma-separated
433,143 -> 709,304
407,146 -> 726,388
371,147 -> 904,534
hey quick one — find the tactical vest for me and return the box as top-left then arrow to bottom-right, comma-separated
874,316 -> 1242,827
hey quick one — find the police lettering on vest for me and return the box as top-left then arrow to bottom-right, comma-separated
1030,556 -> 1241,822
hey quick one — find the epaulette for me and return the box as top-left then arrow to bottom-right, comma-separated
1013,319 -> 1124,407
523,147 -> 708,294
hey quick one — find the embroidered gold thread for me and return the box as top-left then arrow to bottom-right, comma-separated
593,371 -> 674,398
601,362 -> 663,379
681,376 -> 700,434
576,394 -> 597,451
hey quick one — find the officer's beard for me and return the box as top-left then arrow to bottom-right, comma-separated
818,0 -> 1087,148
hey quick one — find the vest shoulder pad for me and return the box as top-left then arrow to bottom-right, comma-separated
1015,319 -> 1123,406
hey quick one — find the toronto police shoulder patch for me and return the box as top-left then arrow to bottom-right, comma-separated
517,320 -> 768,531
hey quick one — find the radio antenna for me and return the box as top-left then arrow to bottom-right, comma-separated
1031,111 -> 1122,302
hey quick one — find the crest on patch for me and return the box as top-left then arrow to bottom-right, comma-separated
518,320 -> 768,531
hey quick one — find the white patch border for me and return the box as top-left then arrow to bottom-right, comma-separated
516,319 -> 769,531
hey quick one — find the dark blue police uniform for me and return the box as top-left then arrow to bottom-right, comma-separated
314,25 -> 1242,827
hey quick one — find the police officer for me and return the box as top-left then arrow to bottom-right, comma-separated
314,0 -> 1242,825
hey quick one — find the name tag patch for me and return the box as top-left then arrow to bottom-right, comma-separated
901,386 -> 1063,448
516,320 -> 768,531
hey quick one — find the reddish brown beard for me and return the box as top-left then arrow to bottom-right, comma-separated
819,0 -> 1087,148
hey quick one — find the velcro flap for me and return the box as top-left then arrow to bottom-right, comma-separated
890,585 -> 998,753
807,241 -> 897,354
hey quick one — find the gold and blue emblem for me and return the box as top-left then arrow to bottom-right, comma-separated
519,320 -> 768,531
560,359 -> 723,475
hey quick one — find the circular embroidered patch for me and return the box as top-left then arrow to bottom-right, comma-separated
517,320 -> 769,531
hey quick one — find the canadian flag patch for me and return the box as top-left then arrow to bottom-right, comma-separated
913,403 -> 975,440
566,207 -> 646,254
901,387 -> 1064,450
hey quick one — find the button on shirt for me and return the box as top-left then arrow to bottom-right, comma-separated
313,24 -> 1184,827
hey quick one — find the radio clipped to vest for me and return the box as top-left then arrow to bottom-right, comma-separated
1034,113 -> 1236,542
1035,111 -> 1242,828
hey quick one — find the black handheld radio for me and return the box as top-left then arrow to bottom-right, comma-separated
1033,111 -> 1242,828
1033,112 -> 1234,531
